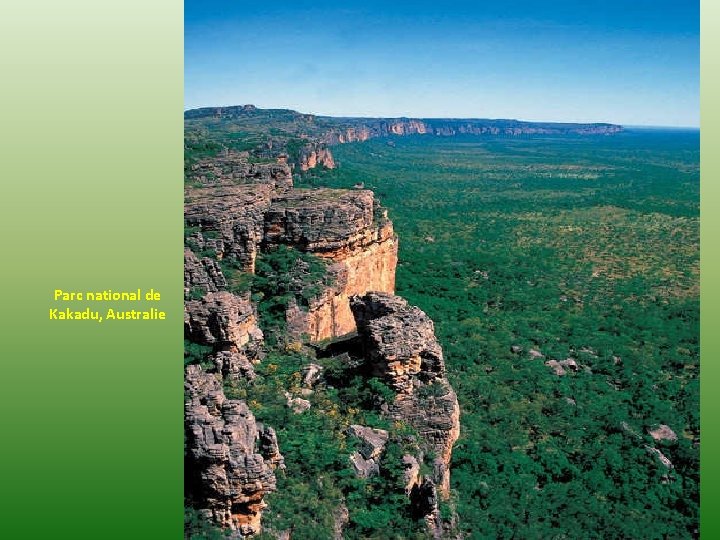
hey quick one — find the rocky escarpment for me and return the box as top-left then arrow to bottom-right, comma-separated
185,106 -> 624,152
298,142 -> 336,171
184,288 -> 264,384
184,115 -> 462,538
185,291 -> 263,353
321,119 -> 430,143
184,247 -> 266,379
185,250 -> 284,535
185,366 -> 284,537
185,160 -> 398,341
265,188 -> 398,341
183,153 -> 399,535
321,118 -> 622,144
350,292 -> 461,533
187,150 -> 294,189
185,184 -> 275,273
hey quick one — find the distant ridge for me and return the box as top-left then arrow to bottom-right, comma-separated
184,105 -> 623,139
184,105 -> 624,176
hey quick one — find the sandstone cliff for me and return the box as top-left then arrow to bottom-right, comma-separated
185,184 -> 274,272
185,366 -> 283,537
185,291 -> 263,352
183,154 -> 400,535
188,150 -> 294,189
184,120 -> 463,538
265,188 -> 397,341
350,293 -> 460,497
321,117 -> 622,144
185,163 -> 398,341
185,106 -> 623,181
298,142 -> 336,171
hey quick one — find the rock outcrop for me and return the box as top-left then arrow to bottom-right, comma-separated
185,184 -> 275,272
184,290 -> 265,390
185,108 -> 623,173
212,350 -> 257,381
185,291 -> 263,352
188,150 -> 293,189
185,166 -> 397,343
347,425 -> 389,478
183,116 -> 466,537
648,424 -> 678,442
322,119 -> 430,144
185,366 -> 283,537
265,189 -> 398,341
350,292 -> 461,501
299,143 -> 336,171
185,248 -> 227,296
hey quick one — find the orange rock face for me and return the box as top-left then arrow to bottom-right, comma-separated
299,143 -> 336,171
186,183 -> 398,343
289,223 -> 398,341
265,189 -> 398,341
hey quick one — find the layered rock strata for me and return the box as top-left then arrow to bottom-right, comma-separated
184,139 -> 457,537
185,171 -> 398,341
350,292 -> 461,501
185,366 -> 283,537
184,291 -> 264,380
185,291 -> 263,352
185,248 -> 227,295
188,150 -> 293,189
185,184 -> 275,272
265,189 -> 398,341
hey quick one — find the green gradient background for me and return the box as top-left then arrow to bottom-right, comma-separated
701,1 -> 718,537
0,1 -> 714,539
0,1 -> 183,538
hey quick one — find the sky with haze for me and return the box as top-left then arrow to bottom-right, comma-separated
185,1 -> 699,127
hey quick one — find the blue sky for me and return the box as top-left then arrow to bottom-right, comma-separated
185,1 -> 699,127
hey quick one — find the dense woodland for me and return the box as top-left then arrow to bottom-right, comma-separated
300,131 -> 699,538
186,125 -> 699,539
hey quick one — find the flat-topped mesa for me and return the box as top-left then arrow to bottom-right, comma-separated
265,189 -> 398,340
185,366 -> 284,537
184,107 -> 624,163
184,150 -> 293,272
184,183 -> 398,341
185,184 -> 275,272
350,292 -> 460,501
188,150 -> 293,189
